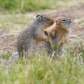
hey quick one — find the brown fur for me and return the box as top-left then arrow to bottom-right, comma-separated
44,17 -> 71,57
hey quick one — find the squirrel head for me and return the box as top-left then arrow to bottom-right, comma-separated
36,15 -> 54,30
55,17 -> 71,30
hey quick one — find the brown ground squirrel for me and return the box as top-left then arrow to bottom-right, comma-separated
44,17 -> 71,57
17,15 -> 54,58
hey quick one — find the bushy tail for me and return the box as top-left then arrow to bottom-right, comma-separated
9,52 -> 19,61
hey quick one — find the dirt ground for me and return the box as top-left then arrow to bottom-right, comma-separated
44,3 -> 84,37
0,3 -> 84,66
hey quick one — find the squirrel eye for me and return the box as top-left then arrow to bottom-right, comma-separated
62,20 -> 66,21
41,18 -> 44,21
47,19 -> 50,21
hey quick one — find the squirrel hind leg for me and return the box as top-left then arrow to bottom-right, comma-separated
19,52 -> 23,58
44,41 -> 53,55
58,43 -> 64,56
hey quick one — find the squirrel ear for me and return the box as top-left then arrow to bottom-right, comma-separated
36,15 -> 44,21
36,15 -> 40,18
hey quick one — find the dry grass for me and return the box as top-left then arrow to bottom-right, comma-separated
0,40 -> 84,84
0,14 -> 35,36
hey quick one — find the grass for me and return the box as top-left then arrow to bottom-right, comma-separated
0,40 -> 84,84
0,51 -> 12,60
0,14 -> 34,35
0,0 -> 84,13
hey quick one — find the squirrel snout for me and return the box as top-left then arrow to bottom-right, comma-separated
67,19 -> 71,23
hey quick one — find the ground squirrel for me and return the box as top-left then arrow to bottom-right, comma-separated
44,17 -> 71,57
17,15 -> 54,58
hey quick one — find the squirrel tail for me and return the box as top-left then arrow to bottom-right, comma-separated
9,52 -> 19,61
